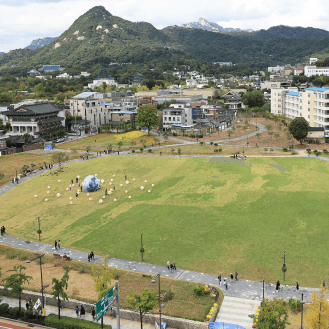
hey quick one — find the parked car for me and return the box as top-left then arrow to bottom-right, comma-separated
56,138 -> 65,143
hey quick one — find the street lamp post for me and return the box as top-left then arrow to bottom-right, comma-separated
15,169 -> 17,184
26,254 -> 45,308
37,217 -> 41,242
140,233 -> 144,262
243,144 -> 245,156
300,292 -> 305,329
151,274 -> 163,329
262,279 -> 264,301
281,251 -> 286,281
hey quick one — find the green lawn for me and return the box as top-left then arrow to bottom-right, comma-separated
1,156 -> 329,287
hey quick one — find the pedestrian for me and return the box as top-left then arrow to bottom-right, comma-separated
81,186 -> 83,192
110,307 -> 113,319
76,305 -> 79,317
58,240 -> 61,249
296,282 -> 299,291
76,177 -> 78,183
113,184 -> 115,191
218,275 -> 221,286
69,184 -> 71,190
80,305 -> 85,319
54,240 -> 57,250
78,180 -> 80,186
87,155 -> 89,160
88,253 -> 91,262
276,280 -> 280,292
1,226 -> 5,235
117,151 -> 119,155
0,226 -> 3,236
105,189 -> 107,195
173,260 -> 176,270
323,280 -> 326,288
91,306 -> 96,321
71,179 -> 73,184
230,273 -> 233,282
125,175 -> 127,181
76,192 -> 79,197
167,259 -> 170,270
235,269 -> 238,281
224,278 -> 227,290
170,263 -> 173,273
26,300 -> 30,310
90,251 -> 94,260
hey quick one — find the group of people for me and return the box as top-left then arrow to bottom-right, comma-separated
75,304 -> 86,318
232,154 -> 246,160
166,259 -> 176,273
81,155 -> 89,160
54,240 -> 61,250
0,226 -> 5,235
217,270 -> 238,290
87,251 -> 95,262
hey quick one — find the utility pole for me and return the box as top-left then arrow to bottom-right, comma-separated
116,281 -> 120,329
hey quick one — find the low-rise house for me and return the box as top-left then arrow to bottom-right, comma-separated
71,119 -> 91,137
162,104 -> 193,129
307,127 -> 325,140
88,74 -> 117,89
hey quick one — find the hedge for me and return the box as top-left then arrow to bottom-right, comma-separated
0,303 -> 111,329
45,314 -> 112,329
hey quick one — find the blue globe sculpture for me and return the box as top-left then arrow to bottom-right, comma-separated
82,175 -> 100,192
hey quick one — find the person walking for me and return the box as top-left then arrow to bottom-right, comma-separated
125,175 -> 127,181
76,177 -> 78,183
218,275 -> 221,286
58,240 -> 61,249
113,184 -> 115,191
105,189 -> 107,195
323,280 -> 326,288
80,305 -> 85,319
230,273 -> 233,282
91,306 -> 96,321
170,263 -> 173,273
71,179 -> 73,185
69,184 -> 71,190
167,259 -> 170,270
296,282 -> 299,291
276,280 -> 280,292
80,186 -> 83,192
75,305 -> 79,317
224,278 -> 227,290
173,260 -> 176,270
235,269 -> 238,281
54,240 -> 57,250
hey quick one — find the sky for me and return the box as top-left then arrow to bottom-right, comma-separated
1,0 -> 329,53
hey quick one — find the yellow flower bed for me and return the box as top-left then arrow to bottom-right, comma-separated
117,131 -> 146,140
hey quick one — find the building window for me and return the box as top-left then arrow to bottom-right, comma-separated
177,117 -> 180,121
173,117 -> 175,121
164,117 -> 167,121
168,117 -> 171,121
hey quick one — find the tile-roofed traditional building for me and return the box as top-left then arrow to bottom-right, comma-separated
4,102 -> 65,138
131,72 -> 144,85
41,65 -> 62,73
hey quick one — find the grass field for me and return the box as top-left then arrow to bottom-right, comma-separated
1,156 -> 329,287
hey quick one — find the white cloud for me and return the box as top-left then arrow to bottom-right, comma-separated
1,0 -> 329,52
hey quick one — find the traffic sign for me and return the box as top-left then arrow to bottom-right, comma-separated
96,287 -> 114,322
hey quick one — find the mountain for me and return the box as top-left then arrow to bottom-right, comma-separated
253,25 -> 329,40
25,37 -> 58,50
181,18 -> 252,32
1,7 -> 329,72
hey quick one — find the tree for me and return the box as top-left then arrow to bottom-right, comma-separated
249,298 -> 289,329
2,265 -> 32,313
51,152 -> 69,171
0,118 -> 11,133
288,117 -> 308,144
51,269 -> 69,320
306,286 -> 329,329
117,140 -> 123,150
136,105 -> 159,135
242,90 -> 265,108
22,133 -> 32,144
127,289 -> 157,329
91,257 -> 113,299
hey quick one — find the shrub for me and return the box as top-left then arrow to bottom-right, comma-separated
214,143 -> 218,146
214,149 -> 218,153
0,303 -> 9,316
8,307 -> 23,319
200,142 -> 204,145
323,149 -> 328,154
283,148 -> 288,152
45,314 -> 112,328
189,134 -> 195,138
131,149 -> 135,153
198,134 -> 203,138
71,149 -> 77,154
296,299 -> 302,312
210,142 -> 213,145
173,132 -> 177,136
139,148 -> 143,152
288,298 -> 296,312
40,145 -> 44,150
193,284 -> 205,296
51,143 -> 56,149
218,148 -> 222,152
148,149 -> 152,153
112,269 -> 120,280
163,290 -> 175,302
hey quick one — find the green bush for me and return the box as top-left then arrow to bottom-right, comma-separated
148,149 -> 152,153
200,142 -> 204,145
214,149 -> 218,153
218,148 -> 222,152
45,314 -> 112,329
288,298 -> 296,312
0,303 -> 9,316
8,307 -> 23,319
193,284 -> 205,296
296,299 -> 302,312
283,148 -> 288,152
163,290 -> 175,302
214,143 -> 218,146
131,150 -> 135,153
210,142 -> 213,145
40,145 -> 45,149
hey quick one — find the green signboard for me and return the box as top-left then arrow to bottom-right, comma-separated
96,287 -> 114,322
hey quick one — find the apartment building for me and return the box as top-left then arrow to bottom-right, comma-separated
304,66 -> 329,77
162,104 -> 193,129
70,92 -> 109,130
271,87 -> 329,134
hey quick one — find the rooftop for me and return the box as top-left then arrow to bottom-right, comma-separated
73,92 -> 98,99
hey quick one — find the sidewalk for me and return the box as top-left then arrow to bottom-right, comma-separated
0,234 -> 318,303
0,296 -> 154,329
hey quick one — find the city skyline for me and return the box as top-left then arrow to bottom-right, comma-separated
1,0 -> 329,53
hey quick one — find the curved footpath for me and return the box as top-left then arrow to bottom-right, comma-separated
1,127 -> 327,328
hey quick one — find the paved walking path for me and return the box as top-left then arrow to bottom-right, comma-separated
0,296 -> 153,329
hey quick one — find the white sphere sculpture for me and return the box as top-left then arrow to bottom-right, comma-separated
58,179 -> 61,183
109,191 -> 112,195
148,190 -> 151,193
69,197 -> 72,200
77,175 -> 80,179
72,184 -> 75,187
45,198 -> 48,202
70,201 -> 73,205
145,180 -> 147,183
111,179 -> 113,182
101,179 -> 104,183
120,184 -> 123,187
57,193 -> 61,197
140,186 -> 144,190
113,174 -> 115,177
126,181 -> 129,184
66,187 -> 69,191
128,196 -> 131,199
99,199 -> 103,204
125,190 -> 128,193
48,186 -> 51,189
34,194 -> 38,198
151,184 -> 154,187
114,198 -> 117,202
95,174 -> 98,177
133,178 -> 135,181
47,191 -> 50,194
89,197 -> 92,201
86,193 -> 90,196
102,195 -> 105,199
